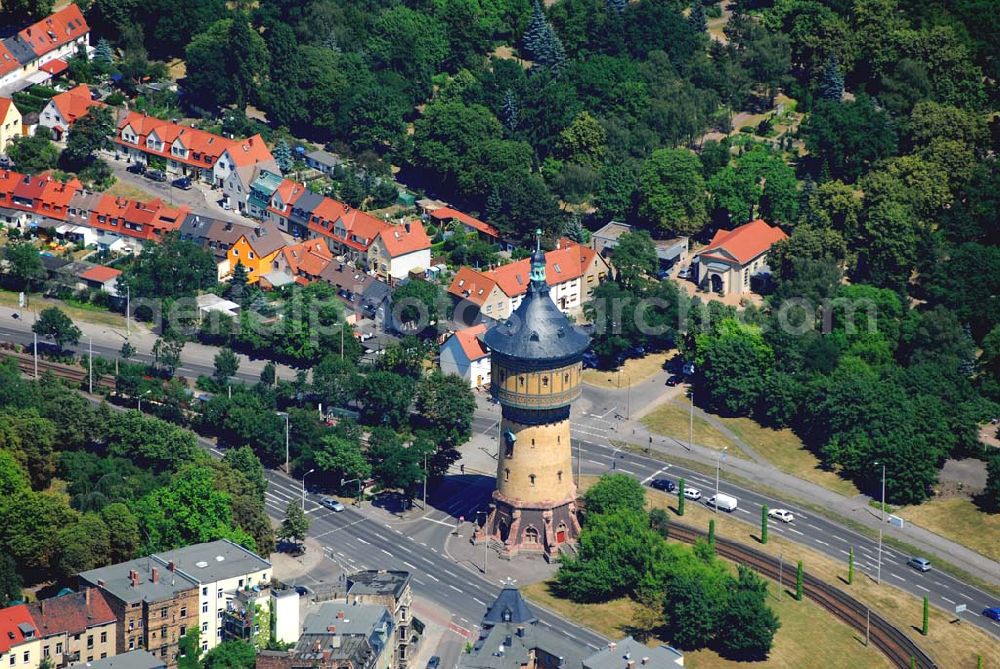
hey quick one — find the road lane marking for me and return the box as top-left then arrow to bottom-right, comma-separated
831,535 -> 846,543
357,538 -> 370,545
815,539 -> 830,547
915,585 -> 930,592
380,549 -> 392,556
449,585 -> 461,592
404,561 -> 416,570
616,468 -> 636,475
473,598 -> 485,606
941,596 -> 955,605
787,528 -> 804,536
890,573 -> 905,582
839,549 -> 849,556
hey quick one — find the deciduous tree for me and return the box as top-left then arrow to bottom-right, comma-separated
638,148 -> 708,235
32,307 -> 81,350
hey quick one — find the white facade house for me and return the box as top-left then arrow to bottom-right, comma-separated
367,221 -> 431,283
270,589 -> 300,645
440,324 -> 491,388
152,540 -> 271,653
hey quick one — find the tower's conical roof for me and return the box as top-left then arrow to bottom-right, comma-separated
483,233 -> 590,364
482,585 -> 537,626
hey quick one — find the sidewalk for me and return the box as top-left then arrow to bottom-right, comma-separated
618,416 -> 1000,588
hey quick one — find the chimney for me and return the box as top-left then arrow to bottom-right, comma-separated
151,567 -> 159,584
326,625 -> 336,633
641,658 -> 650,666
626,662 -> 635,669
167,561 -> 175,572
336,611 -> 345,620
608,642 -> 616,652
404,222 -> 410,233
97,579 -> 106,588
129,570 -> 138,587
85,588 -> 91,607
516,626 -> 525,638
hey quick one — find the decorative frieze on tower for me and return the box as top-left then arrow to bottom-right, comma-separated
474,232 -> 590,561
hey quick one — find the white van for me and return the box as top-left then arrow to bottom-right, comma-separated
707,493 -> 738,512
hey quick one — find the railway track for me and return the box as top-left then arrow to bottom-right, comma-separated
4,351 -> 116,390
669,523 -> 937,669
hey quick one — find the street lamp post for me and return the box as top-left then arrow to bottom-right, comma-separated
301,468 -> 315,511
688,386 -> 694,450
611,446 -> 622,470
137,389 -> 151,412
126,285 -> 130,336
277,411 -> 290,474
341,478 -> 363,506
714,446 -> 728,513
874,461 -> 886,584
422,452 -> 428,511
88,336 -> 93,394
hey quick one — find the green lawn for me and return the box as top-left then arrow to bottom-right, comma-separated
718,416 -> 860,497
582,351 -> 671,389
522,577 -> 890,669
0,289 -> 127,328
897,497 -> 1000,562
641,401 -> 737,453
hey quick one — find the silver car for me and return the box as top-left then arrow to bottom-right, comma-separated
907,556 -> 931,572
683,487 -> 702,501
321,497 -> 345,512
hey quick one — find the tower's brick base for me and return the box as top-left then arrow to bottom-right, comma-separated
473,490 -> 581,562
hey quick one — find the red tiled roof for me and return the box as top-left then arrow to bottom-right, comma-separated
0,605 -> 36,654
225,135 -> 274,168
89,195 -> 188,241
27,589 -> 116,638
281,238 -> 333,278
452,324 -> 489,362
429,206 -> 500,239
308,200 -> 389,252
268,179 -> 307,217
486,241 -> 598,298
78,265 -> 121,283
39,58 -> 67,75
16,4 -> 89,59
0,44 -> 19,78
0,98 -> 12,121
447,266 -> 497,306
48,84 -> 105,126
375,220 -> 430,258
115,113 -> 272,171
0,172 -> 80,221
697,219 -> 788,266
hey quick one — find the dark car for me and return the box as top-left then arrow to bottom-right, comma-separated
127,162 -> 146,175
172,176 -> 192,190
294,585 -> 311,597
650,478 -> 676,493
983,607 -> 1000,621
426,658 -> 441,669
581,351 -> 599,369
666,374 -> 683,387
145,169 -> 167,182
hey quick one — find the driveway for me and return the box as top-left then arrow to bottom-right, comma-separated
101,150 -> 246,223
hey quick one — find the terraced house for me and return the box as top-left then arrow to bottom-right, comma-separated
115,113 -> 273,184
39,84 -> 106,139
27,589 -> 117,667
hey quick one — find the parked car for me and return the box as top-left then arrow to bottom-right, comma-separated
677,266 -> 691,279
650,478 -> 676,493
626,345 -> 646,358
683,487 -> 702,501
320,497 -> 345,512
145,169 -> 167,182
426,657 -> 441,669
294,585 -> 311,597
581,351 -> 599,369
706,493 -> 738,512
907,556 -> 932,572
682,362 -> 696,376
172,176 -> 192,190
768,508 -> 794,523
127,162 -> 146,175
982,607 -> 1000,621
666,374 -> 684,387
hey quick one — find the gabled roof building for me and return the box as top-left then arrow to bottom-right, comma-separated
692,219 -> 787,296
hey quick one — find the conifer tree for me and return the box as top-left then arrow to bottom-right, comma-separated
522,0 -> 548,59
274,139 -> 293,173
689,2 -> 708,33
94,38 -> 113,65
502,89 -> 519,133
818,54 -> 844,102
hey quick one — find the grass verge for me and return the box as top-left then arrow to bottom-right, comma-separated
897,497 -> 1000,563
582,351 -> 672,389
640,402 -> 738,454
717,415 -> 860,497
0,289 -> 127,328
613,440 -> 1000,601
105,181 -> 156,201
640,486 -> 1000,668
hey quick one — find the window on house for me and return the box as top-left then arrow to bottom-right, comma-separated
557,471 -> 563,482
128,641 -> 134,651
201,623 -> 207,633
529,474 -> 536,486
201,603 -> 208,614
179,626 -> 186,637
42,648 -> 49,659
238,579 -> 244,587
504,469 -> 510,482
542,376 -> 549,386
22,652 -> 28,664
87,635 -> 93,649
202,587 -> 207,596
100,654 -> 107,659
55,644 -> 62,655
160,608 -> 167,618
180,607 -> 187,618
86,657 -> 92,663
9,654 -> 14,666
217,588 -> 223,598
100,632 -> 107,644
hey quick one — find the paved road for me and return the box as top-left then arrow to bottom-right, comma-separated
470,411 -> 1000,640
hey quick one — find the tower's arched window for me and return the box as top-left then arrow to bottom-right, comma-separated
529,474 -> 536,486
504,469 -> 510,482
524,526 -> 539,543
564,373 -> 570,383
557,470 -> 563,483
542,375 -> 549,387
557,435 -> 560,444
519,375 -> 526,386
531,438 -> 535,447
